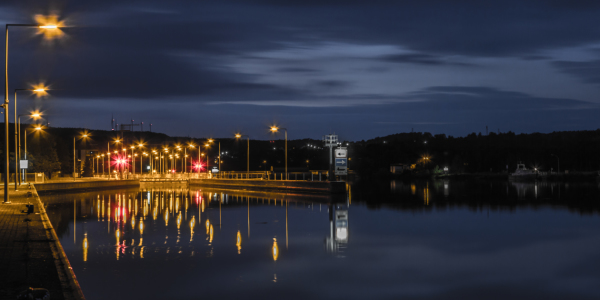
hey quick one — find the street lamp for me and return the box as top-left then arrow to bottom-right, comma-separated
14,87 -> 47,189
4,20 -> 61,203
189,143 -> 201,175
22,125 -> 43,183
130,145 -> 136,175
74,131 -> 90,180
15,111 -> 42,188
109,138 -> 121,179
204,143 -> 211,175
137,143 -> 144,174
270,126 -> 287,179
235,133 -> 250,174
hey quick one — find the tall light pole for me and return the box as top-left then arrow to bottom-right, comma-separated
111,139 -> 121,179
189,143 -> 202,175
16,111 -> 41,187
74,132 -> 89,180
270,126 -> 287,179
14,88 -> 46,189
137,143 -> 144,174
205,142 -> 211,175
235,133 -> 250,174
23,125 -> 42,183
4,22 -> 59,203
130,145 -> 135,175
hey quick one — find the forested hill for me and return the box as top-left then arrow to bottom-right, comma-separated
348,130 -> 600,175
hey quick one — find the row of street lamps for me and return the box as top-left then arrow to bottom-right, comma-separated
82,126 -> 289,178
80,138 -> 222,176
4,19 -> 61,203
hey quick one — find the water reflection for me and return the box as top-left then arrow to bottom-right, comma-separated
39,182 -> 600,300
385,179 -> 600,213
42,188 -> 346,266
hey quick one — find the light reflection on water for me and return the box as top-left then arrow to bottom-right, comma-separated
41,181 -> 600,299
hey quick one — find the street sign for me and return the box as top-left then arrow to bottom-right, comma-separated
20,160 -> 28,169
335,158 -> 347,175
335,148 -> 347,158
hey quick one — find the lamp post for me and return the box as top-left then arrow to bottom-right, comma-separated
4,22 -> 59,203
74,132 -> 89,180
189,143 -> 201,175
270,126 -> 287,179
130,146 -> 135,175
204,143 -> 211,175
551,154 -> 560,173
22,125 -> 43,183
14,88 -> 46,189
235,133 -> 250,175
101,154 -> 105,176
16,111 -> 42,187
205,139 -> 215,175
137,143 -> 144,174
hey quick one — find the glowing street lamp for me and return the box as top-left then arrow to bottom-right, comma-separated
235,133 -> 250,174
3,19 -> 61,203
14,86 -> 48,184
15,111 -> 42,188
21,125 -> 44,184
74,131 -> 91,180
270,126 -> 288,179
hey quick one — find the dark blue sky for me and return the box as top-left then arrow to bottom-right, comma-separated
3,1 -> 600,140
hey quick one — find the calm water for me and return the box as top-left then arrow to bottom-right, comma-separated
41,180 -> 600,299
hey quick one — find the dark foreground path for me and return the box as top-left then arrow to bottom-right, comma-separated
0,184 -> 84,300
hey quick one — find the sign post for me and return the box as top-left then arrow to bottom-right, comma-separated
335,147 -> 347,176
20,160 -> 28,183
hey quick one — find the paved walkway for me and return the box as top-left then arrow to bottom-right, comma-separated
0,185 -> 79,300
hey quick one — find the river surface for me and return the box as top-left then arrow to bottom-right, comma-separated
41,180 -> 600,299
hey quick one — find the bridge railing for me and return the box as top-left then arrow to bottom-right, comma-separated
212,170 -> 332,181
93,171 -> 334,181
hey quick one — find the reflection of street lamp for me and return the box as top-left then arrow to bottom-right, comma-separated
272,238 -> 279,261
270,126 -> 287,179
235,133 -> 250,173
4,21 -> 60,203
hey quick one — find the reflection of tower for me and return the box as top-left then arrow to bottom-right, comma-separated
325,204 -> 349,254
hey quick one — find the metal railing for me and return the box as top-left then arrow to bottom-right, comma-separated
94,173 -> 211,180
213,170 -> 331,181
92,170 -> 333,181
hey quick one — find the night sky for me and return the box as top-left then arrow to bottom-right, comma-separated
3,1 -> 600,141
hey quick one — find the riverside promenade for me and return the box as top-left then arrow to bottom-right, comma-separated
0,181 -> 93,300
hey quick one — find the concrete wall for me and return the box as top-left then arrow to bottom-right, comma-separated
189,179 -> 346,194
34,180 -> 140,193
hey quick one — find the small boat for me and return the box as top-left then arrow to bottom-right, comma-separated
509,163 -> 538,181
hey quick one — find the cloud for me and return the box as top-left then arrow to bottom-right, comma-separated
378,53 -> 471,66
552,60 -> 600,85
